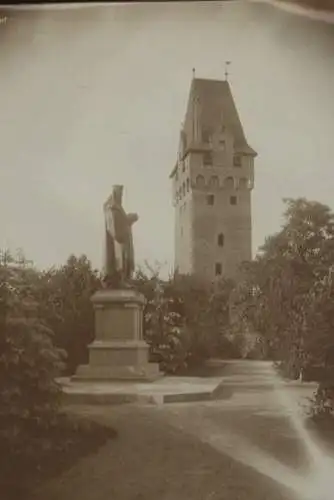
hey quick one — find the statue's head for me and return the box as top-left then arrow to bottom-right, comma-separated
105,185 -> 123,208
112,185 -> 123,205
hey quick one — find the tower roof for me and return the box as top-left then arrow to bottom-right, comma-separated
186,77 -> 256,155
170,76 -> 257,178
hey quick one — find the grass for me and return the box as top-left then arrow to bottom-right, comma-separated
25,361 -> 334,500
30,405 -> 297,500
0,412 -> 117,500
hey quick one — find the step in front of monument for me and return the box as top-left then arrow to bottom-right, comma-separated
59,376 -> 229,406
72,362 -> 162,383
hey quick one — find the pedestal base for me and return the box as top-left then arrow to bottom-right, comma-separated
72,288 -> 162,383
73,363 -> 161,382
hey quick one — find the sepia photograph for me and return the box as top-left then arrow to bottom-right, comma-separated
0,1 -> 334,499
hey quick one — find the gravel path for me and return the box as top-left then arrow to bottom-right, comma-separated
31,360 -> 318,500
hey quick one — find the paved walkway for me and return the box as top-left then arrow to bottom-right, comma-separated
31,360 -> 320,500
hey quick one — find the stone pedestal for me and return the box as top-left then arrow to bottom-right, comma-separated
73,288 -> 161,382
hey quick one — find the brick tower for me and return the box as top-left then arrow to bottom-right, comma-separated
170,75 -> 257,282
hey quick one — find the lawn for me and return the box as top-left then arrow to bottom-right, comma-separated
30,404 -> 298,500
0,412 -> 117,500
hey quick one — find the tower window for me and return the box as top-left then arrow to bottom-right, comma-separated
233,155 -> 242,167
230,195 -> 237,205
219,139 -> 225,150
206,194 -> 215,206
203,151 -> 213,166
202,129 -> 211,143
182,131 -> 187,153
218,233 -> 224,247
182,182 -> 186,196
215,262 -> 222,276
186,178 -> 190,192
196,174 -> 205,187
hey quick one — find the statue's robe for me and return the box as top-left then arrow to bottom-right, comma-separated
103,202 -> 135,282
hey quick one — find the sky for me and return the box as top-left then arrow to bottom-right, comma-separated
0,1 -> 334,274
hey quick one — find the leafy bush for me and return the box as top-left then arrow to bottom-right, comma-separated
133,268 -> 189,373
0,251 -> 67,497
35,255 -> 102,374
134,266 -> 234,373
309,384 -> 334,421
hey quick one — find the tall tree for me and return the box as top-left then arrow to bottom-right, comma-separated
232,198 -> 334,376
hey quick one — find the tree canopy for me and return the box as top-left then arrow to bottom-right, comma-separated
232,198 -> 334,379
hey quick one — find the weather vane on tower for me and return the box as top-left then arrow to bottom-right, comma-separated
224,61 -> 231,81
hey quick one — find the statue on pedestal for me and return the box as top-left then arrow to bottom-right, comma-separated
103,185 -> 138,288
72,184 -> 161,383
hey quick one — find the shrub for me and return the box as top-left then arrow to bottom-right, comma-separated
310,385 -> 333,418
134,266 -> 234,373
35,255 -> 102,374
0,251 -> 66,497
134,268 -> 189,373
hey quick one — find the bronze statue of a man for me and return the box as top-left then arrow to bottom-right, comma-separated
103,185 -> 138,288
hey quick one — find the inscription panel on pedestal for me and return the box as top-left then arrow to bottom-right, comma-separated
95,305 -> 141,341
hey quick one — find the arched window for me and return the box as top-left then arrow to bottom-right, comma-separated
186,178 -> 190,192
209,175 -> 219,188
218,233 -> 224,247
196,174 -> 205,187
224,176 -> 234,189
